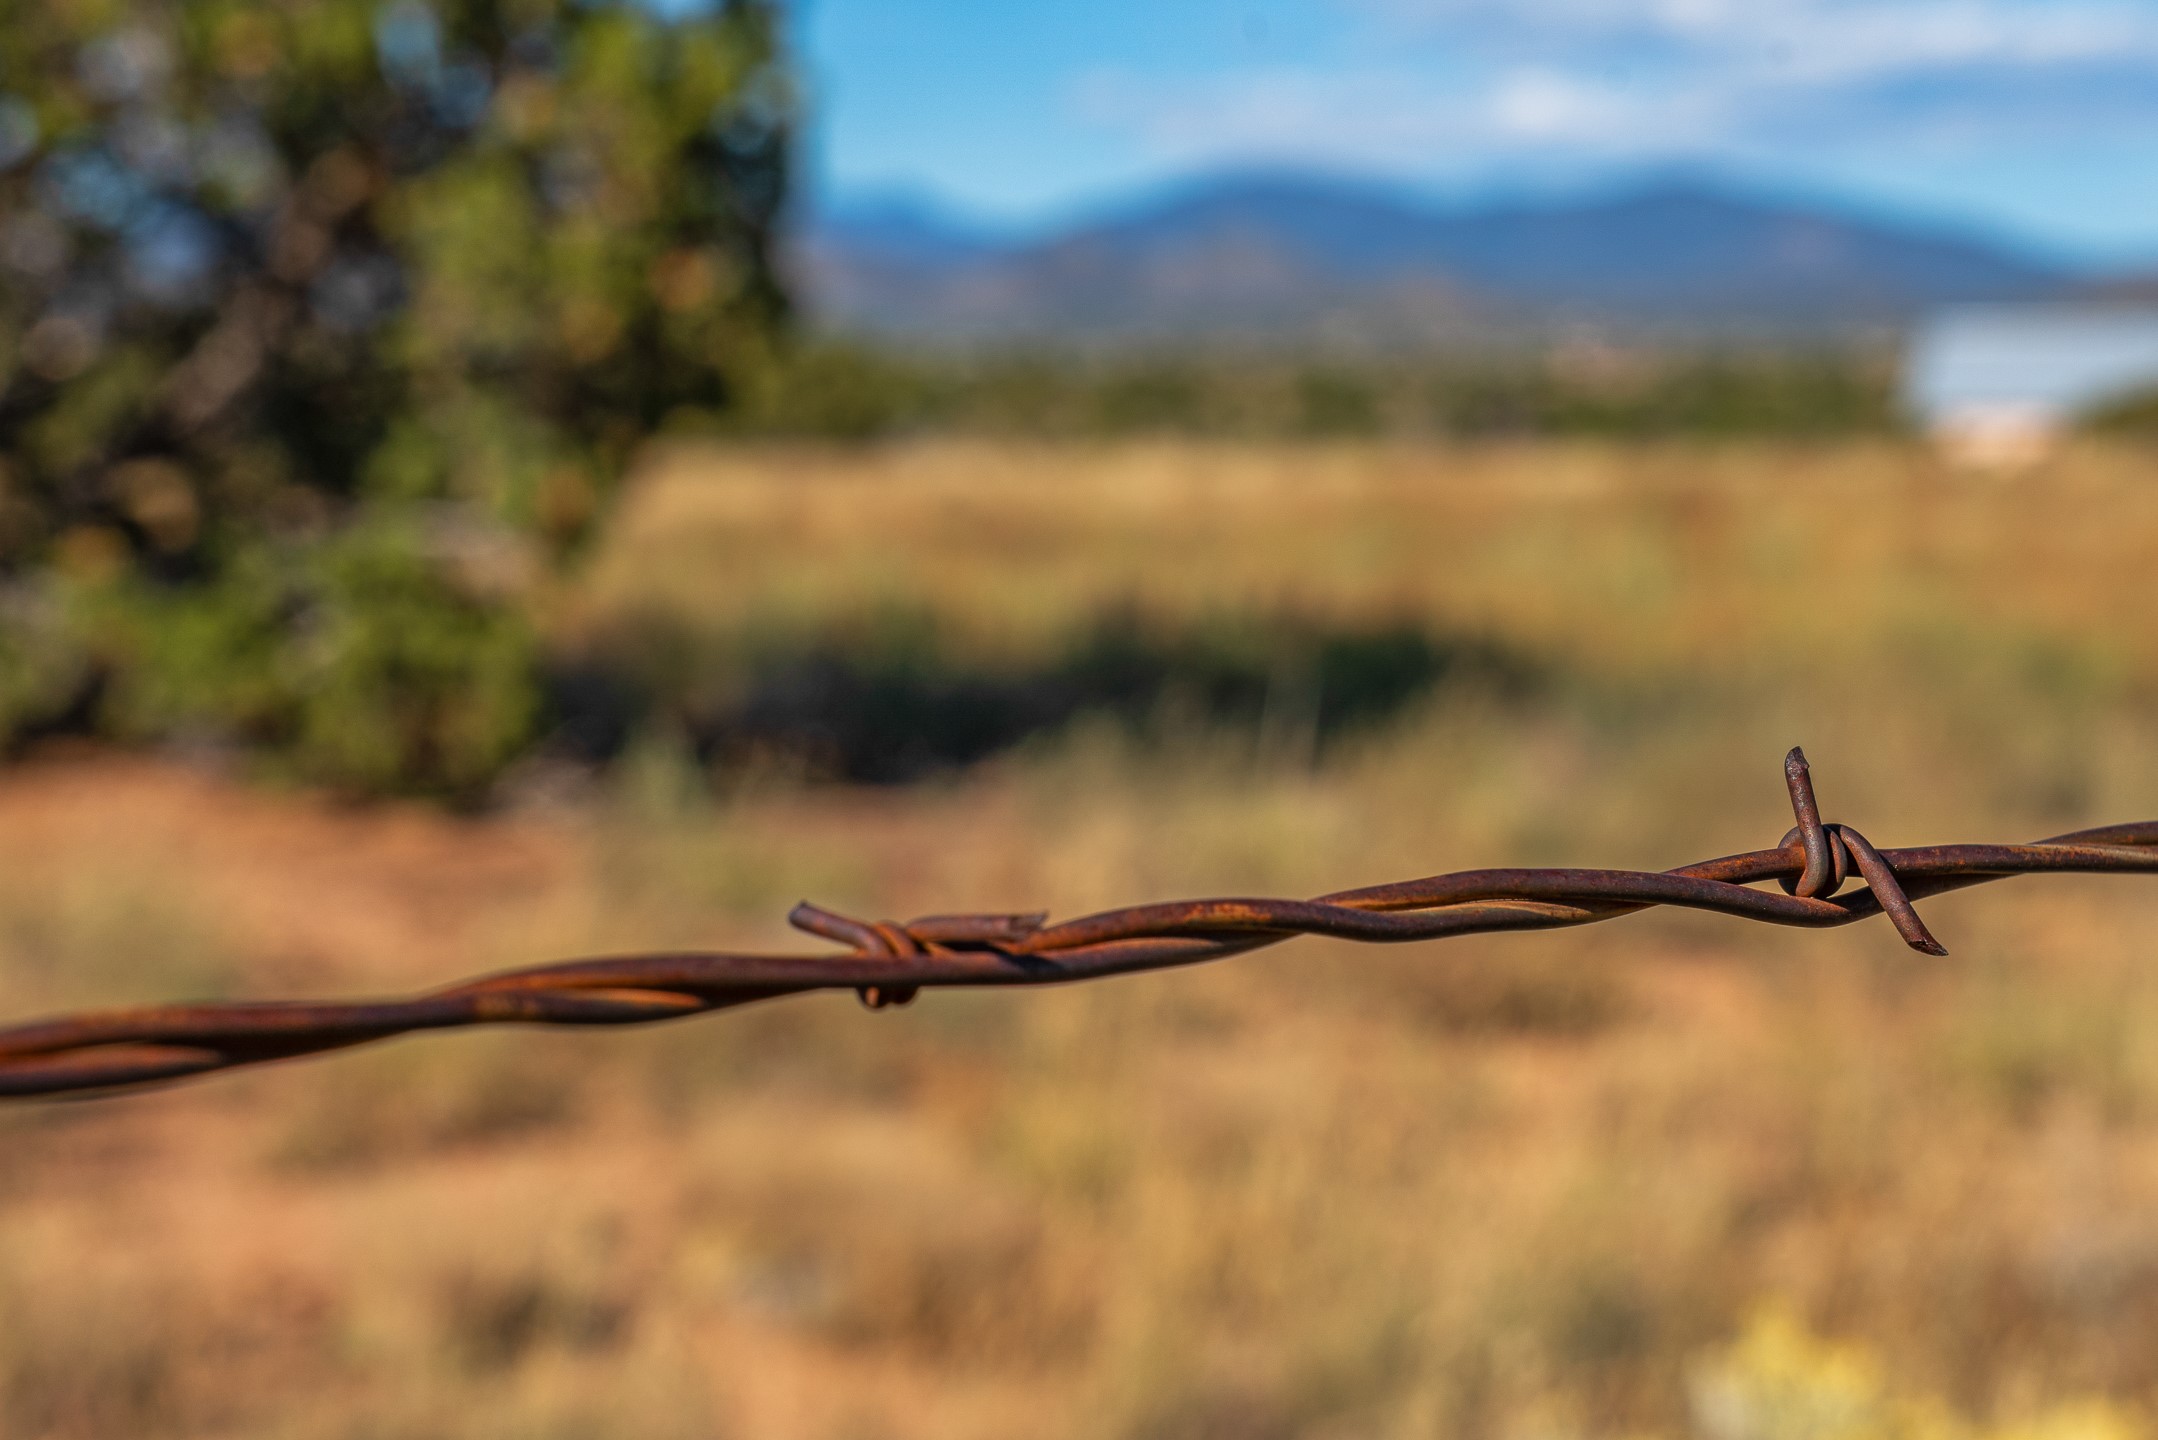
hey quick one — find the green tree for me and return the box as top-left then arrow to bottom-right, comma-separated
0,0 -> 791,794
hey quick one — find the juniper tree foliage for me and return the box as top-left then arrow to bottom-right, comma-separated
0,0 -> 792,794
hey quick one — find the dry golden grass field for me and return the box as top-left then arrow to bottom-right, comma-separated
6,438 -> 2158,1439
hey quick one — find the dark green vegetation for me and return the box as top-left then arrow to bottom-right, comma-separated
755,343 -> 1906,441
2085,385 -> 2158,436
0,0 -> 788,796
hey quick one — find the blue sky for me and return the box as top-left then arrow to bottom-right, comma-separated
798,0 -> 2158,262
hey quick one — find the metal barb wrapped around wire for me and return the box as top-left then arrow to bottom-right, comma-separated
5,748 -> 2158,1100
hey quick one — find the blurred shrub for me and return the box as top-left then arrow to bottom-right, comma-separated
741,343 -> 1902,440
294,518 -> 538,793
1089,359 -> 1216,433
736,338 -> 926,439
44,515 -> 537,797
0,579 -> 97,746
2083,386 -> 2158,437
1294,365 -> 1382,436
0,0 -> 790,794
1428,347 -> 1899,436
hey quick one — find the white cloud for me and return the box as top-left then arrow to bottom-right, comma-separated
1490,70 -> 1609,139
1071,0 -> 2158,177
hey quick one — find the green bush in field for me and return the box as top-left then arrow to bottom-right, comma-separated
80,518 -> 538,796
0,0 -> 790,794
737,339 -> 927,439
2083,386 -> 2158,436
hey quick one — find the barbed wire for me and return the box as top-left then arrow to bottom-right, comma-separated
4,748 -> 2157,1100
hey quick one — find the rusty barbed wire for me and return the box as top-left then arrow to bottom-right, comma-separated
5,747 -> 2158,1100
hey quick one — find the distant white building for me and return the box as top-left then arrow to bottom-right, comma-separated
1906,304 -> 2158,463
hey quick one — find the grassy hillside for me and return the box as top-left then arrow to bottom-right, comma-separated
4,438 -> 2158,1439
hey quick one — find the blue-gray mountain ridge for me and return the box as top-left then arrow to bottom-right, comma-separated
799,172 -> 2088,344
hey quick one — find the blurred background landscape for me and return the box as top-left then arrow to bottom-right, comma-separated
6,1 -> 2158,1437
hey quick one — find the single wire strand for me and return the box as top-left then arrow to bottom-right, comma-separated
4,747 -> 2156,1100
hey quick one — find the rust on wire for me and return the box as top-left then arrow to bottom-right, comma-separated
5,747 -> 2158,1100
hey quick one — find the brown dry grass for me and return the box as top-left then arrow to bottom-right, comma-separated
6,438 -> 2158,1439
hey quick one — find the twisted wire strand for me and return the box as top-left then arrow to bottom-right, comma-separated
5,748 -> 2157,1100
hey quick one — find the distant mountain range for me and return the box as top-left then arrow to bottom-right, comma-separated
796,172 -> 2099,346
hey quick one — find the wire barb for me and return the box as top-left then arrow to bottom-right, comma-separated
4,749 -> 2156,1100
1773,747 -> 1945,955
